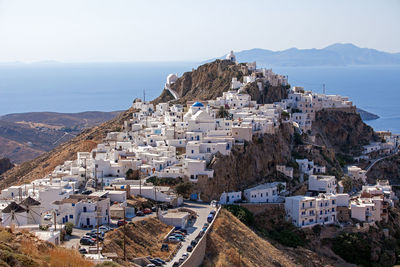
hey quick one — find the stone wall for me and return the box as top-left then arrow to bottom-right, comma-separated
180,207 -> 221,267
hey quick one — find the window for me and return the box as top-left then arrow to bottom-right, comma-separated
191,150 -> 194,154
69,215 -> 73,219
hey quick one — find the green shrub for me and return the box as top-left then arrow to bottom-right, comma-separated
64,222 -> 74,235
332,233 -> 371,266
268,229 -> 305,247
224,205 -> 254,226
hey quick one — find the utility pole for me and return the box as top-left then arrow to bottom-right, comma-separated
96,203 -> 101,256
53,210 -> 57,231
123,206 -> 127,262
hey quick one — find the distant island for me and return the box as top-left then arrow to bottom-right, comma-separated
216,43 -> 400,67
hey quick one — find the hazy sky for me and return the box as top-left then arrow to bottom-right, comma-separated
0,0 -> 399,62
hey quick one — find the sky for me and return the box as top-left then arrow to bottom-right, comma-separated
0,0 -> 399,62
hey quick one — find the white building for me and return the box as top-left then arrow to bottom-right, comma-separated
244,182 -> 286,203
219,191 -> 242,204
285,193 -> 337,228
52,194 -> 110,228
347,166 -> 367,183
308,175 -> 336,194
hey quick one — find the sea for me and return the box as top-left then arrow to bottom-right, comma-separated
0,63 -> 399,133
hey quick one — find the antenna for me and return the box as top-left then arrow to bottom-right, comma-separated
143,89 -> 146,102
323,83 -> 326,94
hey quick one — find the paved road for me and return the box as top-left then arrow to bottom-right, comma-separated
166,201 -> 215,267
366,149 -> 399,173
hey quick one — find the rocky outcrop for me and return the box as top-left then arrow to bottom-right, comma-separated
193,124 -> 293,202
312,108 -> 378,155
153,59 -> 288,104
367,154 -> 400,184
0,158 -> 14,175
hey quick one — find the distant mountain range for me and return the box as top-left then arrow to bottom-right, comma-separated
218,43 -> 400,67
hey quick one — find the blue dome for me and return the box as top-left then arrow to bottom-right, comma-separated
192,102 -> 204,107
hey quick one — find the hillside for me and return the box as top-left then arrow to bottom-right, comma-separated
0,227 -> 93,267
203,209 -> 343,267
0,111 -> 121,163
0,108 -> 132,189
153,59 -> 288,105
102,217 -> 176,265
217,43 -> 400,67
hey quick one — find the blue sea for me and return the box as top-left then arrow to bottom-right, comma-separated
0,63 -> 399,133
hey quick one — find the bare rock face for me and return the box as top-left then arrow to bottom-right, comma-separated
0,157 -> 14,175
312,108 -> 378,155
367,154 -> 400,184
153,59 -> 288,104
193,124 -> 293,202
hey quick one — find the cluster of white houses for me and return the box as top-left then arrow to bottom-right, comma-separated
285,177 -> 397,228
1,51 -> 397,242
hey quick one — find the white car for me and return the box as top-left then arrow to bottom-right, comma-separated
43,214 -> 52,221
182,252 -> 189,259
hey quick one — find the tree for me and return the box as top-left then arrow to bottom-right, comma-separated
341,176 -> 353,193
126,169 -> 140,180
216,106 -> 230,119
64,222 -> 74,235
175,182 -> 192,197
277,183 -> 286,194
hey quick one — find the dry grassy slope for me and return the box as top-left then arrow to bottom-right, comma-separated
0,227 -> 92,267
102,217 -> 176,265
203,209 -> 297,267
0,107 -> 134,189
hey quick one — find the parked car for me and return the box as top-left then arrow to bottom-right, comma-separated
168,236 -> 179,243
149,259 -> 162,266
99,226 -> 111,232
179,229 -> 187,234
161,243 -> 169,251
90,229 -> 105,236
143,208 -> 152,214
182,252 -> 189,259
207,214 -> 213,223
210,210 -> 216,215
190,240 -> 198,247
82,235 -> 96,242
178,257 -> 185,263
80,237 -> 95,245
186,245 -> 193,252
117,220 -> 127,227
146,264 -> 155,267
136,210 -> 145,216
203,223 -> 209,228
172,262 -> 180,267
86,232 -> 104,241
82,190 -> 93,195
173,234 -> 184,240
43,214 -> 52,221
78,248 -> 88,254
154,258 -> 165,264
151,206 -> 157,212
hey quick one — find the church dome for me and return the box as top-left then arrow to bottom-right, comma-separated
192,101 -> 204,107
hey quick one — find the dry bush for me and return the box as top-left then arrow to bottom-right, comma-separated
47,247 -> 93,267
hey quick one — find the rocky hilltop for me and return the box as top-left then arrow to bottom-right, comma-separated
154,59 -> 288,104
